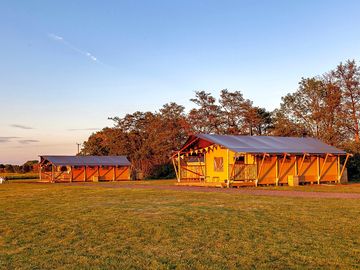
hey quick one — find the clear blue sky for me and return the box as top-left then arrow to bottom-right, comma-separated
1,0 -> 360,164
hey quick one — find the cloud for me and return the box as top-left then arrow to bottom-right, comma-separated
67,128 -> 99,131
10,124 -> 34,130
18,139 -> 40,144
48,33 -> 102,64
0,137 -> 19,143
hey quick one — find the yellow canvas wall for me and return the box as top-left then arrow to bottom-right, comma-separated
204,147 -> 235,182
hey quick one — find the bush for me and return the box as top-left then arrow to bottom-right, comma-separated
147,164 -> 176,179
346,154 -> 360,182
0,173 -> 39,180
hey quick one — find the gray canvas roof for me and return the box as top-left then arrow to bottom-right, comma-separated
194,134 -> 346,155
40,155 -> 131,166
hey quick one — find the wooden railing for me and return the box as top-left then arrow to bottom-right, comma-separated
180,164 -> 205,180
231,164 -> 257,181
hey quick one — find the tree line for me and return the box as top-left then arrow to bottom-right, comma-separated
0,160 -> 39,174
81,60 -> 360,180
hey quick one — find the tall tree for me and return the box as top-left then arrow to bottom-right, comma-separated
272,77 -> 344,145
188,91 -> 224,133
332,60 -> 360,142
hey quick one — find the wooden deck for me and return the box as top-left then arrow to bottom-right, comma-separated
177,181 -> 257,188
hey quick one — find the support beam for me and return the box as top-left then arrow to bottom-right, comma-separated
113,166 -> 116,181
70,166 -> 73,182
294,156 -> 298,176
317,156 -> 320,184
278,153 -> 288,184
180,166 -> 203,177
257,153 -> 268,183
230,156 -> 237,181
171,137 -> 199,158
39,163 -> 42,181
275,156 -> 279,186
204,153 -> 207,182
84,166 -> 87,182
177,152 -> 181,182
337,155 -> 341,183
339,154 -> 351,183
226,149 -> 230,187
299,153 -> 308,175
197,155 -> 205,177
172,158 -> 179,181
51,164 -> 55,183
320,153 -> 329,180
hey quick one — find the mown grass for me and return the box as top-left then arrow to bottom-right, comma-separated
0,183 -> 359,269
256,183 -> 360,193
87,179 -> 360,193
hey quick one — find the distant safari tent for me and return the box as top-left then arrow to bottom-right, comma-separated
172,134 -> 350,187
39,156 -> 131,183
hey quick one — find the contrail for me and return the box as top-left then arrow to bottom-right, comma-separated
48,33 -> 102,64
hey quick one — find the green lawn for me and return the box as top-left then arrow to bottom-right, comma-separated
0,183 -> 359,269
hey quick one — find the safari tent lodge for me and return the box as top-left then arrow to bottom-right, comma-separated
39,155 -> 131,183
172,134 -> 350,187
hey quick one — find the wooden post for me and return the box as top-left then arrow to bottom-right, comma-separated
97,166 -> 100,181
70,166 -> 73,182
172,158 -> 179,181
294,156 -> 298,176
275,156 -> 279,186
337,155 -> 341,183
230,156 -> 237,181
84,166 -> 87,182
226,149 -> 230,188
339,154 -> 350,182
51,164 -> 54,183
113,166 -> 116,181
317,156 -> 320,184
177,152 -> 181,182
204,152 -> 207,182
39,163 -> 42,181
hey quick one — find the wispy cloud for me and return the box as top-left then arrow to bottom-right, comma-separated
48,33 -> 101,64
67,128 -> 99,131
0,137 -> 20,143
10,124 -> 34,130
18,139 -> 40,144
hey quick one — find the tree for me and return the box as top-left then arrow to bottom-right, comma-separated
188,91 -> 224,133
4,164 -> 14,173
81,103 -> 188,178
272,77 -> 344,145
332,60 -> 360,142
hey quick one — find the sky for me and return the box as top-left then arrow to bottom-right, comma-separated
1,0 -> 360,164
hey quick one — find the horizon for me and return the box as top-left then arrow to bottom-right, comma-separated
1,0 -> 360,164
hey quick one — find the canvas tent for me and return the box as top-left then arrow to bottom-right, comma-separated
39,155 -> 131,182
172,134 -> 350,187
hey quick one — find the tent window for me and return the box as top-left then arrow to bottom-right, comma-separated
214,157 -> 224,172
236,156 -> 245,164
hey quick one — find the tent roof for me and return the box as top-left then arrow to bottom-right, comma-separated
183,134 -> 346,155
40,155 -> 131,166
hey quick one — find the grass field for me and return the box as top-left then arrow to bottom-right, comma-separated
0,182 -> 359,269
